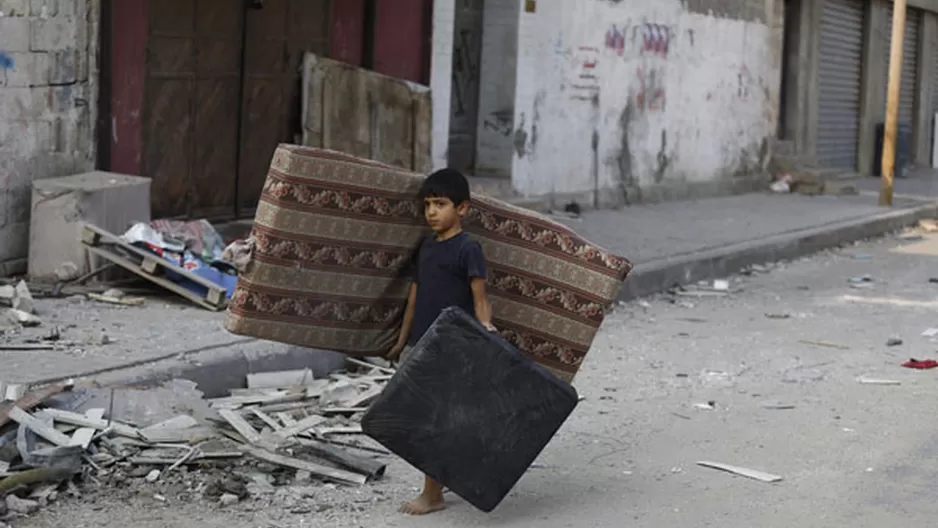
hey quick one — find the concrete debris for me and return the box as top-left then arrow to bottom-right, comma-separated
696,461 -> 782,483
219,493 -> 240,506
857,377 -> 901,386
886,338 -> 903,347
11,281 -> 35,315
5,495 -> 40,515
0,362 -> 392,519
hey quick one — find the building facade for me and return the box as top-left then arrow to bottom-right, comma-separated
431,0 -> 938,205
2,0 -> 938,275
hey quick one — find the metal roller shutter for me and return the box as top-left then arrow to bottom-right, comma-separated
884,6 -> 920,124
817,0 -> 865,169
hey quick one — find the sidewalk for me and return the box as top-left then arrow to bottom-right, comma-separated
559,171 -> 938,300
3,177 -> 936,386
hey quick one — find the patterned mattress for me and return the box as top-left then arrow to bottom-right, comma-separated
224,145 -> 632,383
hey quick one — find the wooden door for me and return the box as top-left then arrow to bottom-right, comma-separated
237,0 -> 332,216
143,0 -> 244,219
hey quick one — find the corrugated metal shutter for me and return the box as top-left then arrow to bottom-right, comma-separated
884,6 -> 920,124
817,0 -> 865,169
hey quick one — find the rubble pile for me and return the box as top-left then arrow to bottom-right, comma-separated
0,359 -> 395,524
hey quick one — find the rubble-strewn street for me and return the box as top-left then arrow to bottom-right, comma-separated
5,228 -> 938,527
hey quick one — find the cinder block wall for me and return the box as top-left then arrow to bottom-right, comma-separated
0,0 -> 99,275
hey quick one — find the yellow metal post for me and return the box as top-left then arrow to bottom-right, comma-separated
880,0 -> 907,207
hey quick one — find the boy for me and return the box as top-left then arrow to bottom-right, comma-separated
386,168 -> 496,515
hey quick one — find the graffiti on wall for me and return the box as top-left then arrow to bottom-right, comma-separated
604,21 -> 695,58
570,46 -> 601,101
707,63 -> 757,102
635,66 -> 665,112
483,110 -> 514,137
0,52 -> 13,70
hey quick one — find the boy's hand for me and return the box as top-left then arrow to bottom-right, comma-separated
386,341 -> 406,362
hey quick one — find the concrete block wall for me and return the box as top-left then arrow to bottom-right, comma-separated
0,0 -> 99,275
509,0 -> 783,206
474,0 -> 519,177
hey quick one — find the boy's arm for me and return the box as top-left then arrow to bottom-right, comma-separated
470,278 -> 495,331
387,283 -> 417,360
464,241 -> 496,331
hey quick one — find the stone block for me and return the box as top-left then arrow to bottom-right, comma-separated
28,171 -> 152,281
0,17 -> 30,50
0,0 -> 29,16
30,16 -> 75,51
0,51 -> 50,87
48,48 -> 77,83
29,0 -> 56,18
0,120 -> 55,154
50,82 -> 84,112
0,87 -> 52,120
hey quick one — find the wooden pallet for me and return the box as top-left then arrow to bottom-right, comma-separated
80,224 -> 228,311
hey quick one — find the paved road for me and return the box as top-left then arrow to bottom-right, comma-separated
22,229 -> 938,527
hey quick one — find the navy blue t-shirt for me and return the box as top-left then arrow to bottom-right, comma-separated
407,232 -> 487,346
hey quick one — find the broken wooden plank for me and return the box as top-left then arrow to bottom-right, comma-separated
247,369 -> 314,389
320,407 -> 369,415
128,451 -> 243,465
696,461 -> 782,483
69,408 -> 105,449
316,425 -> 363,436
7,406 -> 72,447
296,438 -> 386,481
341,385 -> 383,409
0,380 -> 74,429
87,292 -> 145,306
276,412 -> 298,428
275,415 -> 326,439
857,377 -> 901,386
209,391 -> 307,410
241,445 -> 367,486
254,400 -> 319,414
217,409 -> 264,443
139,415 -> 199,435
41,408 -> 141,439
345,358 -> 396,375
140,426 -> 216,444
250,409 -> 283,431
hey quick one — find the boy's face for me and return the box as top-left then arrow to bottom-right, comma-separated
424,195 -> 468,234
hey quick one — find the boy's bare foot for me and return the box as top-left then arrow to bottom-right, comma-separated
399,493 -> 445,515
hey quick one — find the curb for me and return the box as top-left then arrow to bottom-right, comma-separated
44,199 -> 936,393
40,339 -> 351,398
618,200 -> 938,301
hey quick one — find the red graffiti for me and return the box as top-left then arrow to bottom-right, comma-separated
635,67 -> 665,111
605,23 -> 673,57
641,24 -> 671,56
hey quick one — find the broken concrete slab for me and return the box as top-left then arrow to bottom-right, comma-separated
12,280 -> 35,314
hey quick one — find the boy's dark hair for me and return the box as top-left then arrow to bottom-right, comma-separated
418,168 -> 470,205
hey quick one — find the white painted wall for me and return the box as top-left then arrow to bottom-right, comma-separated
510,0 -> 783,204
430,0 -> 456,170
